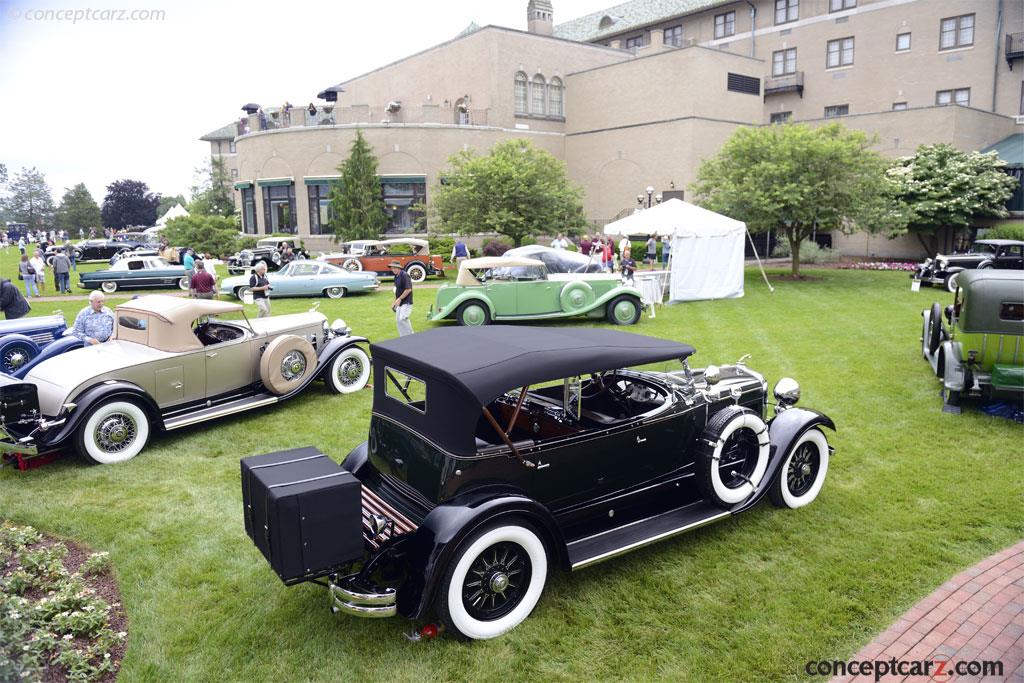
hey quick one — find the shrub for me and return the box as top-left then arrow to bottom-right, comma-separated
771,239 -> 836,264
429,235 -> 456,261
481,239 -> 513,256
162,215 -> 249,259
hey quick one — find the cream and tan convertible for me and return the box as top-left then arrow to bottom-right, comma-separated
0,296 -> 370,465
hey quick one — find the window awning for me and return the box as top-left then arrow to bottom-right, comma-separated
256,178 -> 294,187
304,176 -> 341,185
379,175 -> 426,185
981,134 -> 1023,167
233,181 -> 252,190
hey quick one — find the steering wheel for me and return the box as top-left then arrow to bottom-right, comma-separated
580,373 -> 606,398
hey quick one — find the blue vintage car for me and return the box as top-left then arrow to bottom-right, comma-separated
219,260 -> 379,299
79,255 -> 190,294
0,314 -> 83,377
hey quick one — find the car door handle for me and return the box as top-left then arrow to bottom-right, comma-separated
206,352 -> 217,358
172,382 -> 183,389
636,435 -> 647,444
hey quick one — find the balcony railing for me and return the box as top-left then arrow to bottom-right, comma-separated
1007,32 -> 1023,69
237,105 -> 491,136
764,71 -> 804,98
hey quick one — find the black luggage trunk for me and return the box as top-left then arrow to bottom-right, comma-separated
241,446 -> 364,584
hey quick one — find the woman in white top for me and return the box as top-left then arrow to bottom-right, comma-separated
29,249 -> 46,294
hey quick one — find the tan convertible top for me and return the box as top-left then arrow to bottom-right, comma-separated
113,295 -> 244,352
456,257 -> 546,286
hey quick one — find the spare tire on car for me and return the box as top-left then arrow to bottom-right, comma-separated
696,407 -> 770,507
260,335 -> 317,395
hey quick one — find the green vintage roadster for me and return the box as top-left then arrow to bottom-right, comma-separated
429,257 -> 644,326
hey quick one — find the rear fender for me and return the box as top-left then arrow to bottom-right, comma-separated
730,407 -> 836,515
587,286 -> 644,313
433,293 -> 494,320
395,491 -> 566,619
940,341 -> 965,391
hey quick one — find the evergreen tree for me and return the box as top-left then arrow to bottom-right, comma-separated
328,130 -> 388,242
56,183 -> 102,232
3,167 -> 56,230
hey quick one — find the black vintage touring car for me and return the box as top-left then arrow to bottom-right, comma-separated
241,327 -> 835,640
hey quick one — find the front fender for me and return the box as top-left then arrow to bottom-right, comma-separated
731,407 -> 836,515
315,335 -> 368,362
44,380 -> 163,449
396,491 -> 566,619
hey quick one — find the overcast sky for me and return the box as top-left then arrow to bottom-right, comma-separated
0,0 -> 609,206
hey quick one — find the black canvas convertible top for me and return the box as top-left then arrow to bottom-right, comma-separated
371,327 -> 695,455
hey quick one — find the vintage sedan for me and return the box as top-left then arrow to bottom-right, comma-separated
322,238 -> 445,283
912,239 -> 1024,292
0,314 -> 82,377
429,257 -> 644,326
219,260 -> 380,299
921,269 -> 1024,412
0,296 -> 371,465
226,237 -> 309,275
241,326 -> 834,640
79,255 -> 190,294
64,233 -> 156,262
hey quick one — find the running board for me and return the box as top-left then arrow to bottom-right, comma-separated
567,501 -> 730,570
163,393 -> 278,430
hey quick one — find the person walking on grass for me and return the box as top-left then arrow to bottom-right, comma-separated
51,247 -> 72,294
70,291 -> 114,345
249,261 -> 272,318
191,260 -> 216,300
389,260 -> 413,337
30,249 -> 46,295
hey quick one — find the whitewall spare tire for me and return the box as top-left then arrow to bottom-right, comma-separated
768,428 -> 830,509
325,346 -> 370,394
436,521 -> 548,640
76,400 -> 151,465
696,407 -> 770,507
260,335 -> 316,395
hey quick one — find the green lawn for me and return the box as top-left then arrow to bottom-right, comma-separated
1,267 -> 1021,682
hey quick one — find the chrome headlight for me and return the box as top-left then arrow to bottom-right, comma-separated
773,377 -> 800,409
703,365 -> 721,385
331,319 -> 349,336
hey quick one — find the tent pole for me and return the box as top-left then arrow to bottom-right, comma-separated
747,230 -> 775,293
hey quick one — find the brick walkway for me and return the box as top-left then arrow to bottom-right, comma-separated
831,540 -> 1024,682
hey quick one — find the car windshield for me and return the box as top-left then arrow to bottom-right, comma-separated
971,243 -> 999,255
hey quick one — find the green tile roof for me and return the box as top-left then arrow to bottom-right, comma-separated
981,133 -> 1024,167
554,0 -> 730,42
200,122 -> 237,141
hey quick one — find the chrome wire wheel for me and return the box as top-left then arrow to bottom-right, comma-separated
326,347 -> 370,394
93,413 -> 138,454
336,354 -> 363,388
786,442 -> 820,498
462,541 -> 532,622
280,350 -> 307,381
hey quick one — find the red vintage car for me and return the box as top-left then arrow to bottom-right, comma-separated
321,238 -> 445,283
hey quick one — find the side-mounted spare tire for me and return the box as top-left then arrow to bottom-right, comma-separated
696,406 -> 770,508
260,335 -> 317,395
559,281 -> 595,313
0,337 -> 40,374
928,301 -> 943,355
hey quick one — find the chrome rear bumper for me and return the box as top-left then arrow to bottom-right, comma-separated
329,576 -> 396,618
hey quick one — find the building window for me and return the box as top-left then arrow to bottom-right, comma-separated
770,111 -> 792,124
775,0 -> 798,25
940,14 -> 974,50
514,72 -> 528,115
531,74 -> 546,115
261,183 -> 296,234
381,180 -> 427,234
827,37 -> 854,68
714,11 -> 735,39
664,25 -> 682,47
936,88 -> 970,106
824,104 -> 849,118
241,187 -> 257,234
548,77 -> 563,117
229,140 -> 237,153
624,35 -> 645,50
307,183 -> 335,235
772,48 -> 797,76
230,168 -> 238,178
896,32 -> 911,51
892,101 -> 908,111
829,0 -> 856,11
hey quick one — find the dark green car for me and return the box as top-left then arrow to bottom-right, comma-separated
429,257 -> 644,326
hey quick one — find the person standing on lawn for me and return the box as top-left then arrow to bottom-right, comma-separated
389,260 -> 413,337
191,260 -> 216,299
51,247 -> 72,294
70,291 -> 114,345
644,236 -> 657,268
182,249 -> 195,292
249,261 -> 272,318
18,255 -> 38,297
451,239 -> 469,266
661,234 -> 671,266
30,249 -> 46,295
0,279 -> 30,319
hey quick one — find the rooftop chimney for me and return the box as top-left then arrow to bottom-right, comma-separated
527,0 -> 553,36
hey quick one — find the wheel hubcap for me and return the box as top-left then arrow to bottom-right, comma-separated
464,306 -> 485,325
614,301 -> 635,322
94,414 -> 137,453
787,444 -> 819,496
462,542 -> 531,621
281,351 -> 306,381
338,356 -> 362,385
3,349 -> 28,371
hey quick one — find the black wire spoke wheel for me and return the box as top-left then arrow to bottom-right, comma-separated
718,430 -> 760,488
462,541 -> 532,622
786,442 -> 820,497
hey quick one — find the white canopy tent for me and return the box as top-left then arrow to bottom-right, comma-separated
153,203 -> 189,230
603,199 -> 772,303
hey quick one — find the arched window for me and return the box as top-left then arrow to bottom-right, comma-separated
548,77 -> 563,117
514,72 -> 528,115
531,74 -> 546,115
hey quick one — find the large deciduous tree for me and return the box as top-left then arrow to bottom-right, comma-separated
886,144 -> 1017,257
691,123 -> 900,276
56,183 -> 102,232
430,139 -> 587,247
101,179 -> 160,230
3,167 -> 56,230
188,158 -> 235,218
328,130 -> 388,242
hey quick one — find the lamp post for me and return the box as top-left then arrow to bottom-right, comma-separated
636,185 -> 662,209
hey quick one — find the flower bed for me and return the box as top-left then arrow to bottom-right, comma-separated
838,261 -> 918,272
0,523 -> 126,682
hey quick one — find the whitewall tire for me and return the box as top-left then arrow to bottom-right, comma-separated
769,428 -> 830,509
697,408 -> 770,507
406,264 -> 427,283
76,400 -> 151,465
100,281 -> 118,294
325,346 -> 370,394
437,522 -> 548,640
